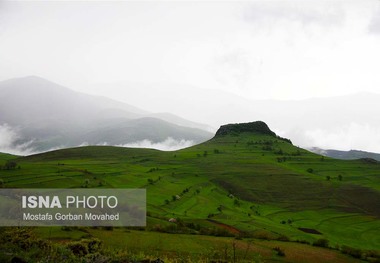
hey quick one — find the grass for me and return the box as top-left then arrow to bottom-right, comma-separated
1,127 -> 380,262
34,227 -> 359,263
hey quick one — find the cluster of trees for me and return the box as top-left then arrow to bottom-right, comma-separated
147,176 -> 161,185
0,160 -> 19,170
164,187 -> 195,205
326,175 -> 343,181
0,161 -> 20,187
196,149 -> 222,158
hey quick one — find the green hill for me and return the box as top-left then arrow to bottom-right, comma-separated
1,121 -> 379,262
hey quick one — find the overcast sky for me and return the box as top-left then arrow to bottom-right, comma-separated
1,0 -> 380,100
1,0 -> 380,153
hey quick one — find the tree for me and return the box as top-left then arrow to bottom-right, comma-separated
338,174 -> 343,181
326,175 -> 331,181
313,238 -> 329,248
83,179 -> 90,188
4,160 -> 17,170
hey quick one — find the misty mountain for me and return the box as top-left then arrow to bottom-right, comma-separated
93,82 -> 380,152
0,76 -> 149,127
309,147 -> 380,161
0,76 -> 212,154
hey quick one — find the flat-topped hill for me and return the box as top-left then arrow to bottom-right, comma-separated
215,121 -> 277,137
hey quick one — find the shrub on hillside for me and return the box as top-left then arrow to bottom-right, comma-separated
277,234 -> 290,242
313,238 -> 329,248
295,239 -> 310,245
341,245 -> 362,259
273,247 -> 285,257
3,160 -> 17,170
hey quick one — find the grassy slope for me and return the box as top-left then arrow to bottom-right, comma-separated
34,227 -> 358,263
1,129 -> 380,261
0,152 -> 17,162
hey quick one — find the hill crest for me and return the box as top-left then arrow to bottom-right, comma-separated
215,121 -> 276,137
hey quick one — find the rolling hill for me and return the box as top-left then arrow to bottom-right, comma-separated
309,147 -> 380,161
0,76 -> 212,154
1,121 -> 379,262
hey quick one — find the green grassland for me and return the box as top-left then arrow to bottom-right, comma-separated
1,122 -> 380,262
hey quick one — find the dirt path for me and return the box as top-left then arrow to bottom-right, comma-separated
207,219 -> 241,235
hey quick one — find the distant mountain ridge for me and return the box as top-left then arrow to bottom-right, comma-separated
0,76 -> 212,154
309,147 -> 380,161
0,76 -> 146,125
96,82 -> 380,153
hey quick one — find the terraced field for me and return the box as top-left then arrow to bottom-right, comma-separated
1,122 -> 379,262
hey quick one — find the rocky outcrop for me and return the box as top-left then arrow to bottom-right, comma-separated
215,121 -> 276,137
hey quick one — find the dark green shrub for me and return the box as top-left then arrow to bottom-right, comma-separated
67,241 -> 88,256
313,238 -> 329,248
277,235 -> 290,242
273,247 -> 285,257
103,226 -> 113,231
67,238 -> 102,256
295,239 -> 310,245
262,145 -> 273,151
3,160 -> 17,170
341,245 -> 362,259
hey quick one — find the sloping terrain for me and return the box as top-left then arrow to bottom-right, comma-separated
1,121 -> 379,262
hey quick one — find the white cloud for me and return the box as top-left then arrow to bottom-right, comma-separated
0,124 -> 35,155
283,123 -> 380,152
1,1 -> 380,101
368,4 -> 380,34
243,1 -> 345,28
117,137 -> 195,151
1,1 -> 380,154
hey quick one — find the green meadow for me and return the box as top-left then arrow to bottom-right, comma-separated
1,122 -> 380,262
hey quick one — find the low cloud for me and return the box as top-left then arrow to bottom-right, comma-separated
243,2 -> 344,28
0,124 -> 35,155
79,142 -> 108,147
118,137 -> 195,151
0,130 -> 195,156
281,123 -> 380,153
369,7 -> 380,35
